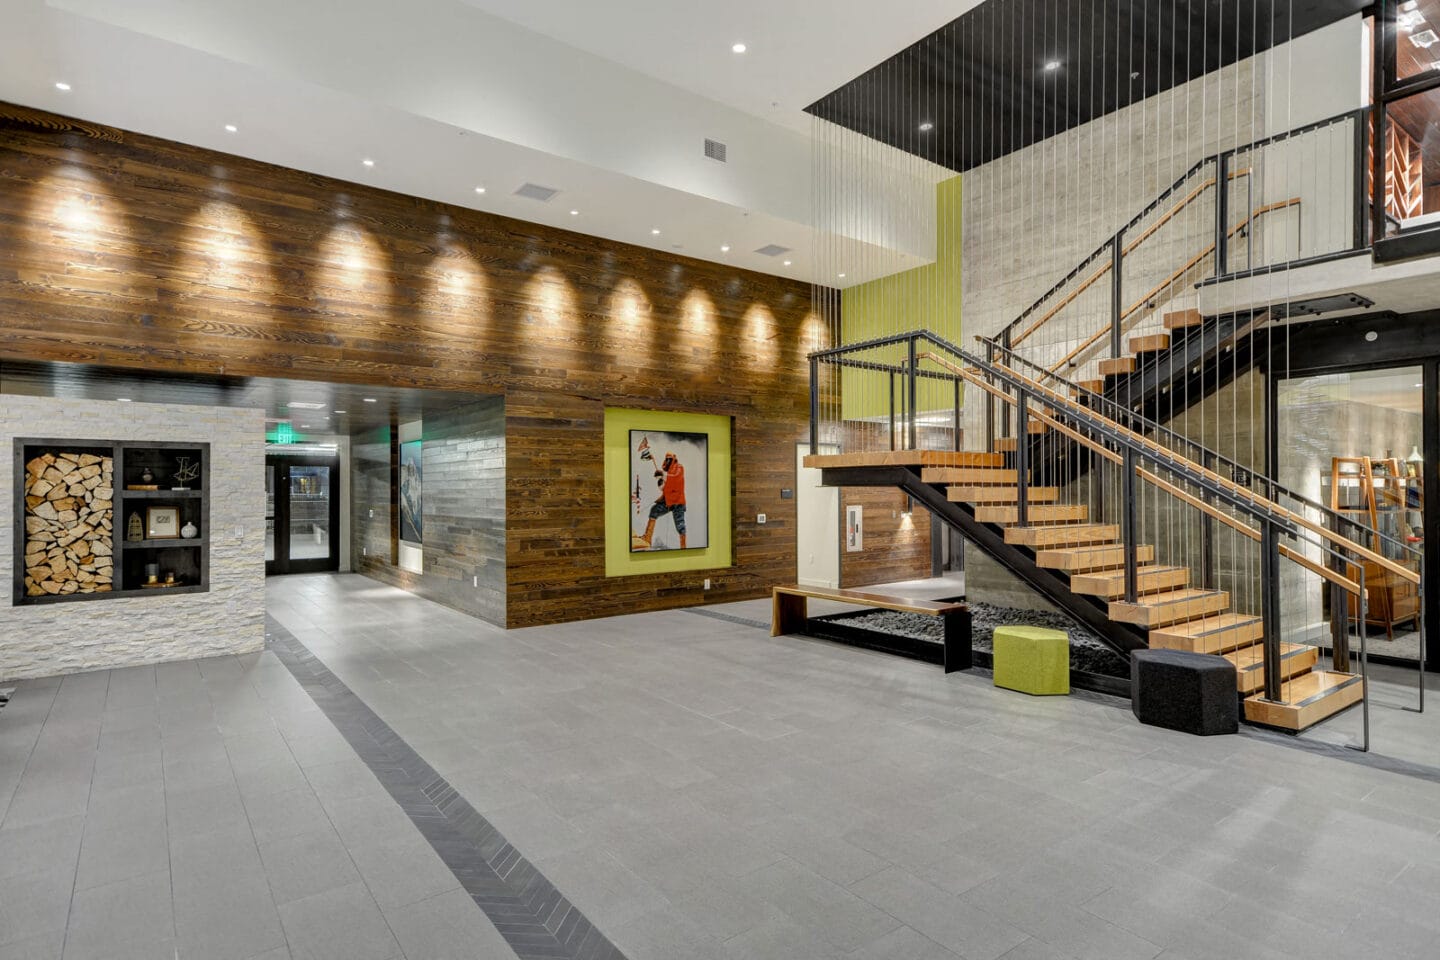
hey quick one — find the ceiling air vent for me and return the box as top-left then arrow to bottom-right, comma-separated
704,138 -> 727,162
754,244 -> 791,257
514,182 -> 559,202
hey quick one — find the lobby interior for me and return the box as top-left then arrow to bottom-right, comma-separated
5,2 -> 1440,959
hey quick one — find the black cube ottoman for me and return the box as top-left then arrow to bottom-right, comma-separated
1131,649 -> 1238,736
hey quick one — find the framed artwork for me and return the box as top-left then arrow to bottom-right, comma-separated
145,506 -> 180,540
845,504 -> 863,552
629,430 -> 708,552
399,439 -> 423,545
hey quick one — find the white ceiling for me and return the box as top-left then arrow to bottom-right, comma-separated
0,0 -> 962,286
454,0 -> 978,134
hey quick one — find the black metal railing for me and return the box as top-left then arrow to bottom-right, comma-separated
809,329 -> 1424,748
990,108 -> 1370,378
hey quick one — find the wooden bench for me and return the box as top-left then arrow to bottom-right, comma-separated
771,586 -> 972,673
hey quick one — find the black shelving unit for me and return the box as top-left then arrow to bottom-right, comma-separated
14,438 -> 211,605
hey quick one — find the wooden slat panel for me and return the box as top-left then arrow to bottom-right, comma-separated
0,104 -> 825,629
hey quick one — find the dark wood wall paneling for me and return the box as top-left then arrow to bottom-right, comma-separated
0,105 -> 833,627
838,486 -> 932,588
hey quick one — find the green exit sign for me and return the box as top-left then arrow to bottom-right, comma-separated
269,422 -> 297,444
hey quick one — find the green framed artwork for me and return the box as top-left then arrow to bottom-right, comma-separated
603,408 -> 731,577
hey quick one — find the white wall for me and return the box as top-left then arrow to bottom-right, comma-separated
1,397 -> 266,681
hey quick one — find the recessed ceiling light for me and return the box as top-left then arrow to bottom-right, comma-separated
651,228 -> 661,235
363,397 -> 378,403
300,424 -> 311,429
362,158 -> 375,167
224,124 -> 237,133
720,245 -> 730,252
838,272 -> 846,278
1365,331 -> 1379,341
54,82 -> 71,91
1044,60 -> 1061,71
334,410 -> 347,414
474,186 -> 486,194
919,121 -> 934,132
732,42 -> 747,53
783,260 -> 792,266
570,209 -> 579,215
116,397 -> 132,402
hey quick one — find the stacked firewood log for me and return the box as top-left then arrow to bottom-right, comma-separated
22,452 -> 114,596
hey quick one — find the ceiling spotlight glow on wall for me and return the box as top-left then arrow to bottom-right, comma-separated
732,42 -> 747,53
651,228 -> 661,235
570,209 -> 579,215
783,260 -> 792,266
362,158 -> 375,167
224,124 -> 238,133
720,245 -> 730,252
363,397 -> 378,403
918,121 -> 934,132
54,82 -> 71,91
474,186 -> 486,194
838,272 -> 846,278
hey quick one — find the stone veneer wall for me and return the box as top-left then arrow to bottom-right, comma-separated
352,397 -> 506,625
1,396 -> 265,681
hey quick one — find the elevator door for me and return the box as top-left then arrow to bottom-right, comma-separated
265,455 -> 341,575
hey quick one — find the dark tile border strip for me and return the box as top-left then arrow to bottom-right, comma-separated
265,616 -> 626,960
682,607 -> 769,630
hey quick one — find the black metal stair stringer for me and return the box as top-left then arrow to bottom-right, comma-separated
820,465 -> 1149,656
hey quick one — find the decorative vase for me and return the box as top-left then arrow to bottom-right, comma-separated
141,467 -> 154,483
145,562 -> 159,584
181,521 -> 198,539
127,512 -> 144,542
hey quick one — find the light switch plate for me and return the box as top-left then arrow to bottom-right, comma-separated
757,513 -> 767,524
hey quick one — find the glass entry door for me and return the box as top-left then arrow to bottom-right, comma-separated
265,454 -> 341,575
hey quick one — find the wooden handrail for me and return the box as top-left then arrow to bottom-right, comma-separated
927,352 -> 1369,595
1046,197 -> 1302,373
980,357 -> 1422,586
1138,467 -> 1363,596
1010,168 -> 1252,349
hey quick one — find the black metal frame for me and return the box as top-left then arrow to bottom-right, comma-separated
1372,1 -> 1440,260
265,453 -> 342,576
1260,310 -> 1440,674
13,438 -> 211,605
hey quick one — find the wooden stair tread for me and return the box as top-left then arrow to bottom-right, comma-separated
804,451 -> 1004,469
1005,524 -> 1120,548
1243,671 -> 1364,730
947,485 -> 1060,503
975,504 -> 1088,524
1224,642 -> 1319,694
1098,357 -> 1138,376
994,437 -> 1019,452
1163,308 -> 1204,330
1077,379 -> 1106,393
1034,543 -> 1156,572
1069,565 -> 1190,599
1129,333 -> 1171,353
922,467 -> 1018,484
1109,589 -> 1230,627
1148,614 -> 1263,654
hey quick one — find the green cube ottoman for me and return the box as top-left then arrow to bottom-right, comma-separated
992,626 -> 1070,695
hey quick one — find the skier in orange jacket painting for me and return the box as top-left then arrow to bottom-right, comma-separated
636,451 -> 687,549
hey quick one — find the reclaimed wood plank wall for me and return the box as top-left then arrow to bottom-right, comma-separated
0,105 -> 944,627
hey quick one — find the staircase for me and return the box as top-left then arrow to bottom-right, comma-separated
805,331 -> 1420,736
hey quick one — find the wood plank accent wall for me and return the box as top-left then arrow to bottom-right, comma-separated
839,487 -> 933,588
0,105 -> 830,627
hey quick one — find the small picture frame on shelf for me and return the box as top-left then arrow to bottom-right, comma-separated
145,506 -> 181,540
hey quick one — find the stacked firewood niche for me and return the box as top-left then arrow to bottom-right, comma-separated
23,452 -> 115,597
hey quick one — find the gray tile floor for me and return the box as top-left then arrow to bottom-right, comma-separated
0,633 -> 514,958
5,572 -> 1440,960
